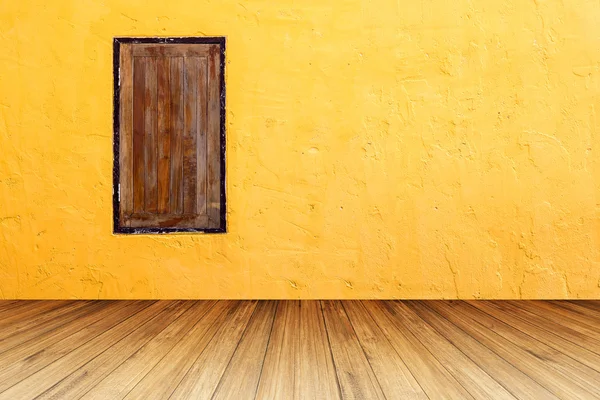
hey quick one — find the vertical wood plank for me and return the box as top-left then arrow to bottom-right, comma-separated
119,44 -> 133,224
211,301 -> 278,400
144,57 -> 158,213
197,57 -> 208,215
207,45 -> 221,228
157,57 -> 171,213
182,57 -> 198,214
169,57 -> 184,214
343,301 -> 428,399
321,300 -> 386,400
298,301 -> 341,399
166,301 -> 257,400
132,57 -> 146,213
255,301 -> 300,399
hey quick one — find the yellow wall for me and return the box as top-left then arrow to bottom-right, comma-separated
1,0 -> 600,299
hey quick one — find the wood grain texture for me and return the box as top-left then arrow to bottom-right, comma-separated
156,56 -> 171,214
212,300 -> 277,400
363,300 -> 474,400
143,57 -> 158,213
118,43 -> 133,224
343,301 -> 427,400
182,56 -> 198,214
410,301 -> 560,400
169,56 -> 184,215
2,300 -> 600,400
118,43 -> 222,230
131,57 -> 146,213
321,300 -> 385,400
207,44 -> 221,228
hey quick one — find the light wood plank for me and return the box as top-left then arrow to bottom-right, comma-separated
212,300 -> 278,400
470,301 -> 600,368
429,301 -> 599,399
35,301 -> 195,400
298,300 -> 341,400
363,301 -> 474,399
321,300 -> 385,400
410,301 -> 559,400
0,301 -> 93,349
125,300 -> 256,400
255,301 -> 300,399
513,301 -> 600,339
343,301 -> 427,399
0,301 -> 153,396
81,300 -> 218,400
0,301 -> 134,389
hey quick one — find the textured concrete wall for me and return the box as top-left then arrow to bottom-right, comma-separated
1,0 -> 599,299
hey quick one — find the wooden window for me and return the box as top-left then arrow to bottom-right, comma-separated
113,38 -> 226,234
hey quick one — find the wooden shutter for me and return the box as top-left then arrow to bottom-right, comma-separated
115,40 -> 224,233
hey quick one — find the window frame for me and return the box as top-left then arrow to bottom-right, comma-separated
112,37 -> 227,234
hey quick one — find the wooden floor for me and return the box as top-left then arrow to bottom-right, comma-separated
1,301 -> 600,399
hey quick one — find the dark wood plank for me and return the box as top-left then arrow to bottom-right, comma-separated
362,301 -> 474,399
182,57 -> 198,214
428,301 -> 599,399
207,45 -> 221,228
197,57 -> 208,215
132,57 -> 146,213
35,301 -> 195,400
321,300 -> 385,400
156,56 -> 171,214
169,57 -> 184,215
144,57 -> 158,213
410,301 -> 559,400
125,301 -> 256,400
343,301 -> 427,399
212,301 -> 278,400
132,44 -> 211,57
82,301 -> 218,400
124,212 -> 208,228
119,43 -> 134,223
255,301 -> 301,399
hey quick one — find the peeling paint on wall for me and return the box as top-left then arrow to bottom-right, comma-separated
1,0 -> 600,299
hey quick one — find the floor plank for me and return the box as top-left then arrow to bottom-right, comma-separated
212,300 -> 278,400
255,300 -> 301,399
36,301 -> 196,400
428,301 -> 599,399
343,301 -> 427,399
80,300 -> 217,400
363,300 -> 474,399
1,300 -> 600,400
410,301 -> 559,400
165,300 -> 259,400
321,300 -> 386,400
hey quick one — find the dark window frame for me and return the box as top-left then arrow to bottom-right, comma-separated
112,37 -> 227,234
